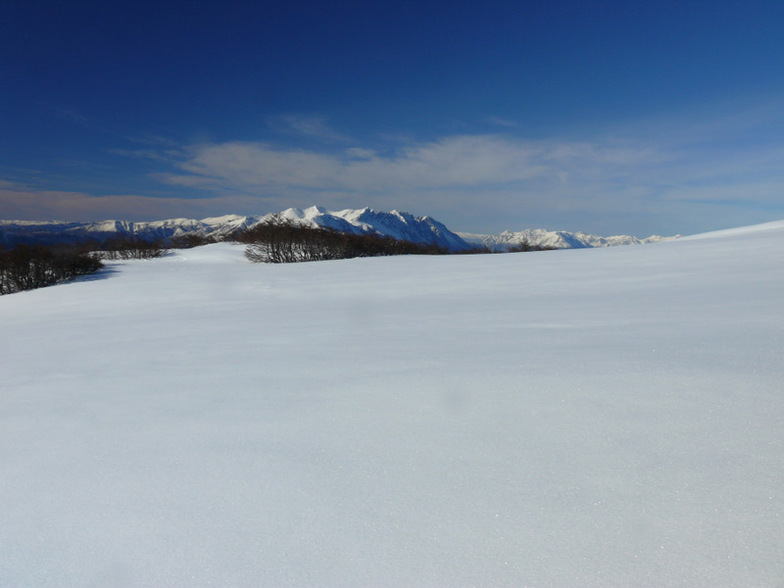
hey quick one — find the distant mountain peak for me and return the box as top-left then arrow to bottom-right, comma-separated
261,206 -> 473,251
458,227 -> 677,251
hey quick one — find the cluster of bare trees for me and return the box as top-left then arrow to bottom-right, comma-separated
0,244 -> 104,295
169,233 -> 217,249
0,235 -> 172,294
506,237 -> 557,252
97,236 -> 169,260
236,218 -> 448,263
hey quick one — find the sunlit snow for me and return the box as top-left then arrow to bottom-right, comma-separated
1,222 -> 783,586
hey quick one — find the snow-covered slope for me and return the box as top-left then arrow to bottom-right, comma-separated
459,227 -> 675,251
0,206 -> 473,251
2,221 -> 783,586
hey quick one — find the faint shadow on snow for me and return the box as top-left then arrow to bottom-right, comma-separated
70,265 -> 121,284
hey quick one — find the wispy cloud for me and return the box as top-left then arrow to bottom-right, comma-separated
107,148 -> 183,163
483,116 -> 520,129
161,135 -> 561,193
267,114 -> 349,142
158,134 -> 671,207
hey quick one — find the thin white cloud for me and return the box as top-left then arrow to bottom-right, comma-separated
483,116 -> 520,129
107,148 -> 183,163
162,135 -> 557,194
166,142 -> 341,190
267,115 -> 349,142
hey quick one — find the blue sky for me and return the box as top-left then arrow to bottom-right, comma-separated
2,1 -> 783,236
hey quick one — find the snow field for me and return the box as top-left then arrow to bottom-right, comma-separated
1,222 -> 783,586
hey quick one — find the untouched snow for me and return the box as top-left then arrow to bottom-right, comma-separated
1,222 -> 783,586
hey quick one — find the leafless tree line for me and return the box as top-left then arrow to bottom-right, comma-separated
0,244 -> 104,295
97,236 -> 169,260
235,217 -> 449,263
506,237 -> 557,252
0,236 -> 177,294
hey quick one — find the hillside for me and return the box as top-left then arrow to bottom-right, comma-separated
1,221 -> 783,586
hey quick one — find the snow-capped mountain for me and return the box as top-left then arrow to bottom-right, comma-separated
0,206 -> 473,252
0,217 -> 250,247
1,206 -> 676,252
458,228 -> 676,251
276,206 -> 471,251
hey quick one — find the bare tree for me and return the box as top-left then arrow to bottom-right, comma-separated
99,236 -> 168,260
0,244 -> 103,295
238,218 -> 448,264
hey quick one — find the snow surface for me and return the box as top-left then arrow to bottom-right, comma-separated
1,222 -> 783,586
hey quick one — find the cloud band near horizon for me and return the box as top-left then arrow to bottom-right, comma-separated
2,105 -> 783,237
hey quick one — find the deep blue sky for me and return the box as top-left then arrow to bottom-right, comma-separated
2,1 -> 783,236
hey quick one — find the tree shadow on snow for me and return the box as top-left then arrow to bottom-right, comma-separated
70,265 -> 121,284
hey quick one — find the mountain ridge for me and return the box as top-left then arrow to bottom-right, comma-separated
1,206 -> 673,251
458,228 -> 676,250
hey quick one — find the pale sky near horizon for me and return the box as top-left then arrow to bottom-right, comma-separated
2,1 -> 783,237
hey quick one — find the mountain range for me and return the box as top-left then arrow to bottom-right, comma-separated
0,205 -> 672,251
458,228 -> 674,251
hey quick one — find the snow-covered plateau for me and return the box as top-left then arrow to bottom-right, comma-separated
1,220 -> 783,586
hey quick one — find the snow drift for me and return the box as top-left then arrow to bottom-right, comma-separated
1,221 -> 783,586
